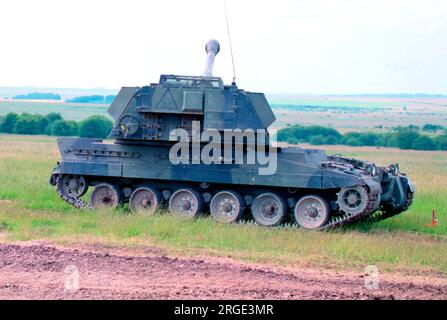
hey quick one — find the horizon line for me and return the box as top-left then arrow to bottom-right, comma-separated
1,85 -> 446,98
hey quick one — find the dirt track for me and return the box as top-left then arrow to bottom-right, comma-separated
0,242 -> 445,300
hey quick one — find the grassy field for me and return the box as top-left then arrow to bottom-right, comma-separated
271,96 -> 447,132
0,99 -> 110,121
0,134 -> 446,275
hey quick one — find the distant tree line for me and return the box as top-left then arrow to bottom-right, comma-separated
341,93 -> 447,98
2,112 -> 446,151
12,92 -> 61,100
10,92 -> 116,104
277,125 -> 447,151
422,124 -> 444,132
0,113 -> 113,139
66,95 -> 116,104
271,104 -> 386,113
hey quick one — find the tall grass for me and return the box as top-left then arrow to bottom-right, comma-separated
0,134 -> 447,273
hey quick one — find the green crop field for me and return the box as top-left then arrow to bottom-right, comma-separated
270,96 -> 447,132
0,99 -> 110,121
0,134 -> 446,274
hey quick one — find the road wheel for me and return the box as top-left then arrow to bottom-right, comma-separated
59,174 -> 88,198
169,188 -> 203,219
251,192 -> 287,226
90,183 -> 123,210
294,195 -> 330,229
210,190 -> 245,223
129,186 -> 161,215
337,186 -> 369,215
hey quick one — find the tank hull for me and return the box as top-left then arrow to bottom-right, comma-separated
52,137 -> 381,190
50,137 -> 414,229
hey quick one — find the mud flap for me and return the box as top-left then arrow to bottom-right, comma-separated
382,176 -> 406,209
406,177 -> 416,193
363,178 -> 382,196
394,177 -> 406,208
49,165 -> 61,186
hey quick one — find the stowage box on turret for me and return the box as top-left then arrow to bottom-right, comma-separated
49,40 -> 414,230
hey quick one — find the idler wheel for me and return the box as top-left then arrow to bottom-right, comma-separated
210,190 -> 245,223
129,186 -> 162,215
294,195 -> 330,230
59,174 -> 88,198
90,183 -> 124,210
169,188 -> 203,219
251,193 -> 287,227
337,185 -> 369,215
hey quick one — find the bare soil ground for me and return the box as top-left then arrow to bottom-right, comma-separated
0,241 -> 445,300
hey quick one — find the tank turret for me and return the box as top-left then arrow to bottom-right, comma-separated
107,40 -> 275,143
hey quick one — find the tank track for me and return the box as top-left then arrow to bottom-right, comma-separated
54,176 -> 409,230
55,175 -> 89,210
319,193 -> 378,231
362,192 -> 414,224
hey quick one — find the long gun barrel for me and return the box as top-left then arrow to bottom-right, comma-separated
202,39 -> 220,77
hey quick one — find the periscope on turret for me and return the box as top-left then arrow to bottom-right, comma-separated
49,40 -> 414,230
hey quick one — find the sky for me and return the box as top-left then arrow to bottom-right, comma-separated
0,0 -> 446,94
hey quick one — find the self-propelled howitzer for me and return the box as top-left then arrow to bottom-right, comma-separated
49,40 -> 414,229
